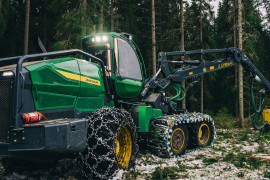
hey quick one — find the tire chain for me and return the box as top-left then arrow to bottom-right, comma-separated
148,112 -> 216,158
76,107 -> 138,179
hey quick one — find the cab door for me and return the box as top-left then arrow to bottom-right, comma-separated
114,38 -> 143,98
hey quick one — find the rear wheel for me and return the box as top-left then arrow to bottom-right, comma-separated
198,123 -> 211,146
78,108 -> 138,179
148,118 -> 189,158
189,120 -> 215,149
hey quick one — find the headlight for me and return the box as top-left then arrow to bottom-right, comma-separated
91,36 -> 108,43
102,36 -> 108,41
96,36 -> 101,42
2,71 -> 14,76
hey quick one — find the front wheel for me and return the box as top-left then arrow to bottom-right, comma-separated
170,125 -> 189,156
78,108 -> 138,179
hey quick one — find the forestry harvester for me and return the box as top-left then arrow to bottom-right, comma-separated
0,32 -> 269,178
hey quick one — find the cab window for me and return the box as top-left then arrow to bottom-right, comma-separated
86,43 -> 111,76
116,38 -> 142,81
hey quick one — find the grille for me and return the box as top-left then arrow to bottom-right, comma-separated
0,79 -> 14,142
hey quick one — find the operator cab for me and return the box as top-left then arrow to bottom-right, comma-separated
82,32 -> 145,98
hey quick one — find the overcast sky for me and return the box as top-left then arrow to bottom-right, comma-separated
186,0 -> 269,30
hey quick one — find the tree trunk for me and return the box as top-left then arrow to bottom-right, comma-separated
238,0 -> 244,127
81,0 -> 87,36
180,0 -> 186,109
152,0 -> 156,75
111,0 -> 114,31
12,23 -> 16,56
43,8 -> 47,48
233,0 -> 238,118
99,4 -> 104,31
200,1 -> 203,113
24,0 -> 30,55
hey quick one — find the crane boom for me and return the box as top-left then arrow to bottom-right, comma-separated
141,47 -> 270,130
159,47 -> 270,91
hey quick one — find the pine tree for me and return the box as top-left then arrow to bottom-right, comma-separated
238,0 -> 244,127
24,0 -> 30,55
183,0 -> 214,112
81,0 -> 87,35
0,0 -> 10,39
180,0 -> 186,109
110,0 -> 114,31
152,0 -> 156,75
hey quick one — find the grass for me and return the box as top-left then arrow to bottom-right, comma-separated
129,120 -> 270,179
195,154 -> 205,160
237,171 -> 245,178
222,151 -> 265,169
264,170 -> 270,178
151,167 -> 179,180
202,158 -> 219,165
150,163 -> 191,179
213,108 -> 236,129
239,133 -> 249,141
124,169 -> 140,180
256,143 -> 268,154
176,161 -> 189,171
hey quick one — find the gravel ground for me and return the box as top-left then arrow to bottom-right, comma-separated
0,128 -> 269,180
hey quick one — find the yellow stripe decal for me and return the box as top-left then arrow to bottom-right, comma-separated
55,69 -> 101,86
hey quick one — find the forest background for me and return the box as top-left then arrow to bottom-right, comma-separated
0,0 -> 269,128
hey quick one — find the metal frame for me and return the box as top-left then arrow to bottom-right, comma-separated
0,49 -> 111,130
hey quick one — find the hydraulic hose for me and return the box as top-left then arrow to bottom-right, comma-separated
250,79 -> 267,130
170,83 -> 186,101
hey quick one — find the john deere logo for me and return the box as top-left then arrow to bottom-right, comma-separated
55,69 -> 101,86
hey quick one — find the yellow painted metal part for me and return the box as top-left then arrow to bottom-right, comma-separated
55,69 -> 101,86
114,126 -> 132,168
198,124 -> 210,144
170,128 -> 185,151
262,106 -> 270,125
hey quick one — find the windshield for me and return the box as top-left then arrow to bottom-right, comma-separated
86,45 -> 107,64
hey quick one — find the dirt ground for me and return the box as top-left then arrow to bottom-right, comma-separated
1,128 -> 269,180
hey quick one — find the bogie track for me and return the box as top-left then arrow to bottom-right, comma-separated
148,112 -> 216,158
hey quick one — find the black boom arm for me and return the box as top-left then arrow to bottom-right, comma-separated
157,47 -> 270,92
141,47 -> 270,130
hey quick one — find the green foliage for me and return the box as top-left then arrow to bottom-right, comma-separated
124,169 -> 140,179
264,170 -> 270,178
214,107 -> 236,129
237,171 -> 245,178
223,151 -> 248,168
151,166 -> 179,180
0,0 -> 10,38
203,109 -> 215,117
176,161 -> 188,171
223,151 -> 264,169
202,158 -> 219,165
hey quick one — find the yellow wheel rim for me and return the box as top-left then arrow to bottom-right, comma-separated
114,126 -> 132,168
170,128 -> 185,152
198,123 -> 210,144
